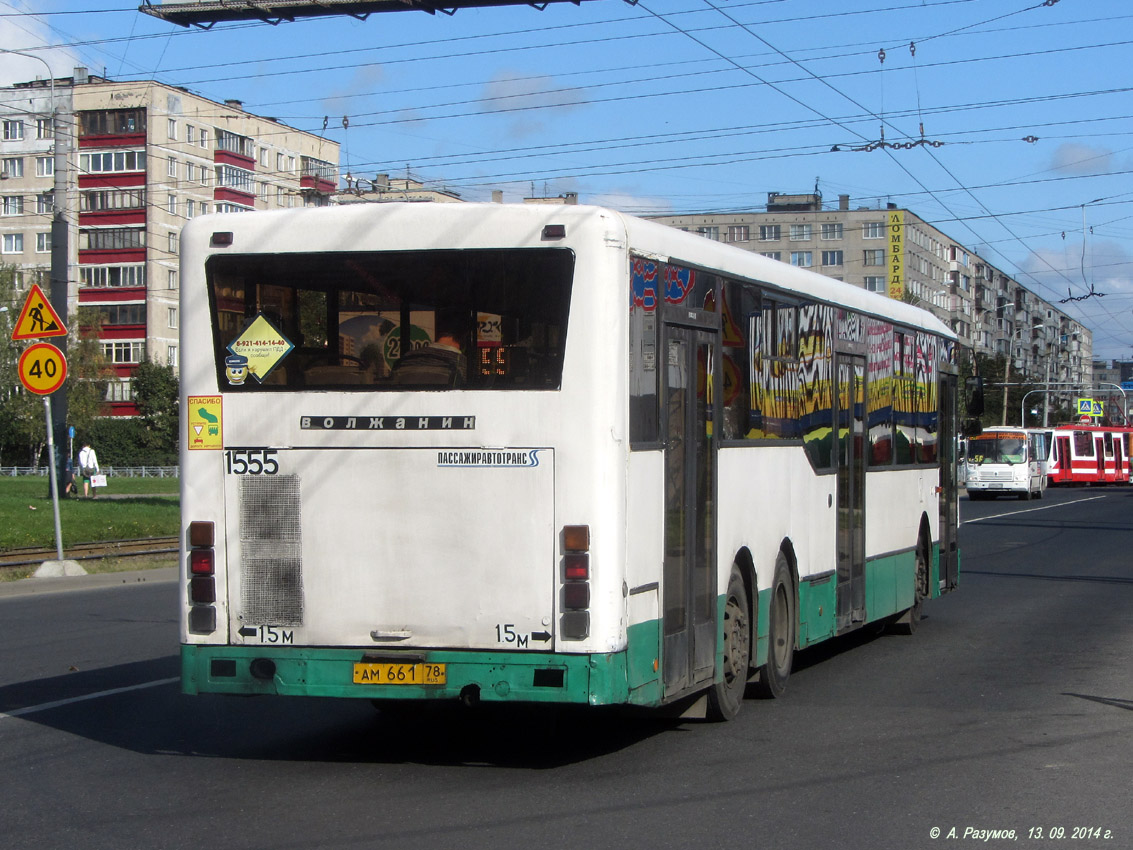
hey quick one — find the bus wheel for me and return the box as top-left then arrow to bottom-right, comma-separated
893,542 -> 928,635
707,566 -> 751,721
753,553 -> 795,699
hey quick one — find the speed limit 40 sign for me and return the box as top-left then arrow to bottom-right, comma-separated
18,342 -> 68,395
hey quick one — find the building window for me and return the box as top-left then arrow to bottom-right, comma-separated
864,276 -> 885,292
79,150 -> 145,173
98,303 -> 146,325
167,345 -> 178,368
105,380 -> 134,402
80,264 -> 145,288
79,227 -> 145,250
168,118 -> 177,140
821,250 -> 843,266
186,125 -> 195,144
199,128 -> 209,149
80,188 -> 144,212
168,269 -> 178,290
168,306 -> 178,328
2,157 -> 23,178
863,221 -> 885,239
36,156 -> 53,177
276,152 -> 285,172
790,251 -> 812,267
199,202 -> 209,215
168,194 -> 177,216
696,226 -> 720,241
216,129 -> 254,158
789,223 -> 812,241
186,199 -> 195,219
821,222 -> 843,239
36,232 -> 51,253
2,233 -> 24,254
2,120 -> 23,141
167,156 -> 177,178
727,225 -> 749,243
36,193 -> 53,214
215,164 -> 253,192
759,225 -> 781,241
760,251 -> 782,261
259,147 -> 269,167
36,118 -> 51,139
863,249 -> 885,266
101,341 -> 145,364
79,109 -> 145,137
1,195 -> 23,215
168,231 -> 179,255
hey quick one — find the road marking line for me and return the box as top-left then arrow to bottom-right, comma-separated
0,676 -> 179,722
962,495 -> 1107,524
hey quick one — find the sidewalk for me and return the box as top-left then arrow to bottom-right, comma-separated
0,567 -> 178,600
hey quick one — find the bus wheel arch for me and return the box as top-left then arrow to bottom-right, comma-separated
707,555 -> 754,721
893,519 -> 931,635
752,543 -> 797,699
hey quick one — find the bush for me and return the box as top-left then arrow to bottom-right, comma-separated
85,417 -> 178,466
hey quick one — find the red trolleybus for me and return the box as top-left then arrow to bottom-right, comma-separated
1049,425 -> 1132,485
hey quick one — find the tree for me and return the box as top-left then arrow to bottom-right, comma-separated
68,306 -> 115,438
131,358 -> 179,463
0,264 -> 49,466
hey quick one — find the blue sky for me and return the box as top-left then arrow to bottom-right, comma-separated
3,0 -> 1131,358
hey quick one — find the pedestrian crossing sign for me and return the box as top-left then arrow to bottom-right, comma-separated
10,284 -> 67,341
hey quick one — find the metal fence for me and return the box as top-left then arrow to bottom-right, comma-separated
0,466 -> 179,478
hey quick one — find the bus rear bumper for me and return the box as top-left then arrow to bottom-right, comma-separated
180,644 -> 631,707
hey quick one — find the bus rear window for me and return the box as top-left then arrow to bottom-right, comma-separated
206,248 -> 573,391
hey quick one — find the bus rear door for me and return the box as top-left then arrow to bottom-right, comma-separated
661,321 -> 718,700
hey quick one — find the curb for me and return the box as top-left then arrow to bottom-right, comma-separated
0,566 -> 178,600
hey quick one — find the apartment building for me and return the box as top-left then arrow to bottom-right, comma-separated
0,69 -> 339,415
648,193 -> 1092,391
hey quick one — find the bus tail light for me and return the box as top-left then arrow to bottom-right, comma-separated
187,521 -> 217,634
561,525 -> 590,640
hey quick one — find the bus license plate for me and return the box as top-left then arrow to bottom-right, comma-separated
352,662 -> 446,685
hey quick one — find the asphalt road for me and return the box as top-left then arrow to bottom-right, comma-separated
1,487 -> 1131,850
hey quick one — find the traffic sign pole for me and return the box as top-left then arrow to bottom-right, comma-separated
43,396 -> 64,562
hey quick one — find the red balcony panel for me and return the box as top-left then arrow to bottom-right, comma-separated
112,364 -> 137,380
78,133 -> 147,149
79,209 -> 147,227
106,400 -> 139,417
97,325 -> 147,340
79,248 -> 147,265
78,173 -> 146,189
214,149 -> 255,170
300,175 -> 336,194
213,187 -> 255,206
78,287 -> 146,303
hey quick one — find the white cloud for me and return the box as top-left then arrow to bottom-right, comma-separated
0,8 -> 82,87
319,64 -> 384,114
1048,142 -> 1117,176
477,71 -> 584,140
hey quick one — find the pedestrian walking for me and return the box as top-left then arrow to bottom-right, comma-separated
78,442 -> 100,498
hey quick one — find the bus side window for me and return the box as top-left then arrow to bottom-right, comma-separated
630,256 -> 660,445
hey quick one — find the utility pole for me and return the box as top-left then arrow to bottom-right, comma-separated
49,76 -> 71,479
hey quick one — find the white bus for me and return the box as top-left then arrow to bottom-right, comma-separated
964,427 -> 1045,500
179,203 -> 963,721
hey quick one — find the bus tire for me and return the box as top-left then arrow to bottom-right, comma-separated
893,541 -> 928,635
707,566 -> 751,721
753,553 -> 795,699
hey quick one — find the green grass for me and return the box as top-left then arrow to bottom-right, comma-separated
0,475 -> 180,550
